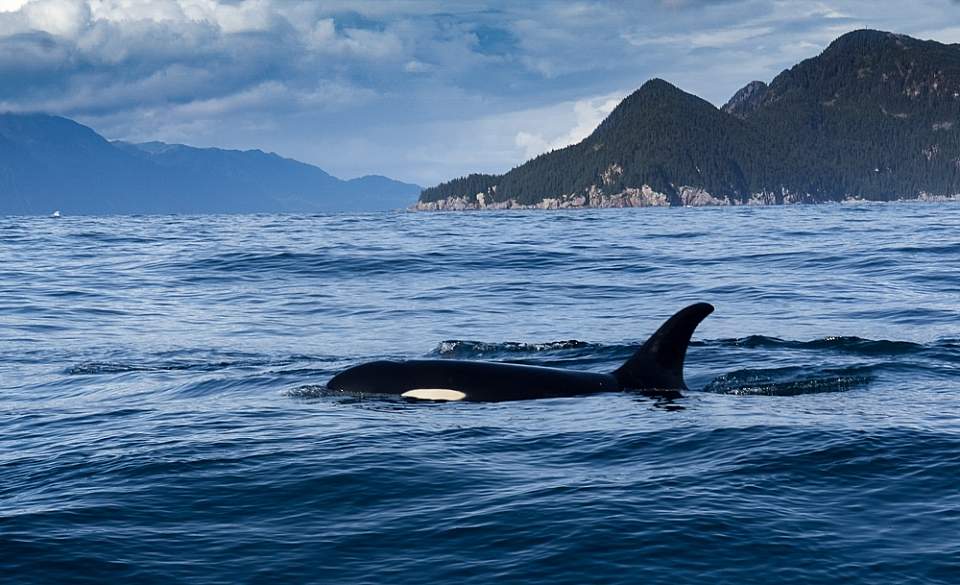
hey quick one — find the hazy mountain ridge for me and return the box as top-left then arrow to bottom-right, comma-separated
420,29 -> 960,209
0,116 -> 420,215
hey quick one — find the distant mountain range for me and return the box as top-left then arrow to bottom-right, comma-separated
0,114 -> 420,215
419,29 -> 960,209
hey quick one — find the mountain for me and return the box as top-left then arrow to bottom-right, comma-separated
420,29 -> 960,209
0,114 -> 420,215
725,29 -> 960,200
721,80 -> 768,119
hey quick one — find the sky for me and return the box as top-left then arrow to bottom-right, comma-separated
1,0 -> 959,186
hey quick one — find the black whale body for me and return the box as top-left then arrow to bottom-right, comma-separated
327,303 -> 714,402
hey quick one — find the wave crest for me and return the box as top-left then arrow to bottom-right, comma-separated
703,367 -> 874,396
432,339 -> 593,357
708,335 -> 926,355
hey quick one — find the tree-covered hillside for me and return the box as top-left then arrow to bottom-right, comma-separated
733,29 -> 960,199
421,29 -> 960,207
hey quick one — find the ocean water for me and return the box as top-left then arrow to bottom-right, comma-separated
1,203 -> 958,584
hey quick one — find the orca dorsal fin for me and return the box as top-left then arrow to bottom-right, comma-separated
613,303 -> 714,391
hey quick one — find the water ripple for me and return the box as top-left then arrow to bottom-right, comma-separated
1,204 -> 959,584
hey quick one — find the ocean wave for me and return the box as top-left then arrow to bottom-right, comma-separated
65,353 -> 336,376
432,339 -> 594,356
170,246 -> 591,280
702,366 -> 875,395
705,335 -> 928,355
66,359 -> 257,375
434,335 -> 953,356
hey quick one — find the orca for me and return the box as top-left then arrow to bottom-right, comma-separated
327,302 -> 714,402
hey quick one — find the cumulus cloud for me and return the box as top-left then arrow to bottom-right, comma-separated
515,92 -> 625,159
0,0 -> 423,113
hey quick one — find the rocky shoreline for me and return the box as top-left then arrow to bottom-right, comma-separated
413,185 -> 960,211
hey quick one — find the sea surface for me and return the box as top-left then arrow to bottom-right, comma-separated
1,203 -> 958,584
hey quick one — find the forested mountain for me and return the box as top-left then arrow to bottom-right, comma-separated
0,114 -> 420,215
420,29 -> 960,209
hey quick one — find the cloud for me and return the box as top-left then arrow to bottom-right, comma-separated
514,91 -> 625,158
0,1 -> 414,111
624,25 -> 775,48
914,23 -> 960,44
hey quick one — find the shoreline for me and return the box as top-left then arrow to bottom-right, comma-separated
413,186 -> 960,211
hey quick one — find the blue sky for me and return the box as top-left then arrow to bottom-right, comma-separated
1,0 -> 959,186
